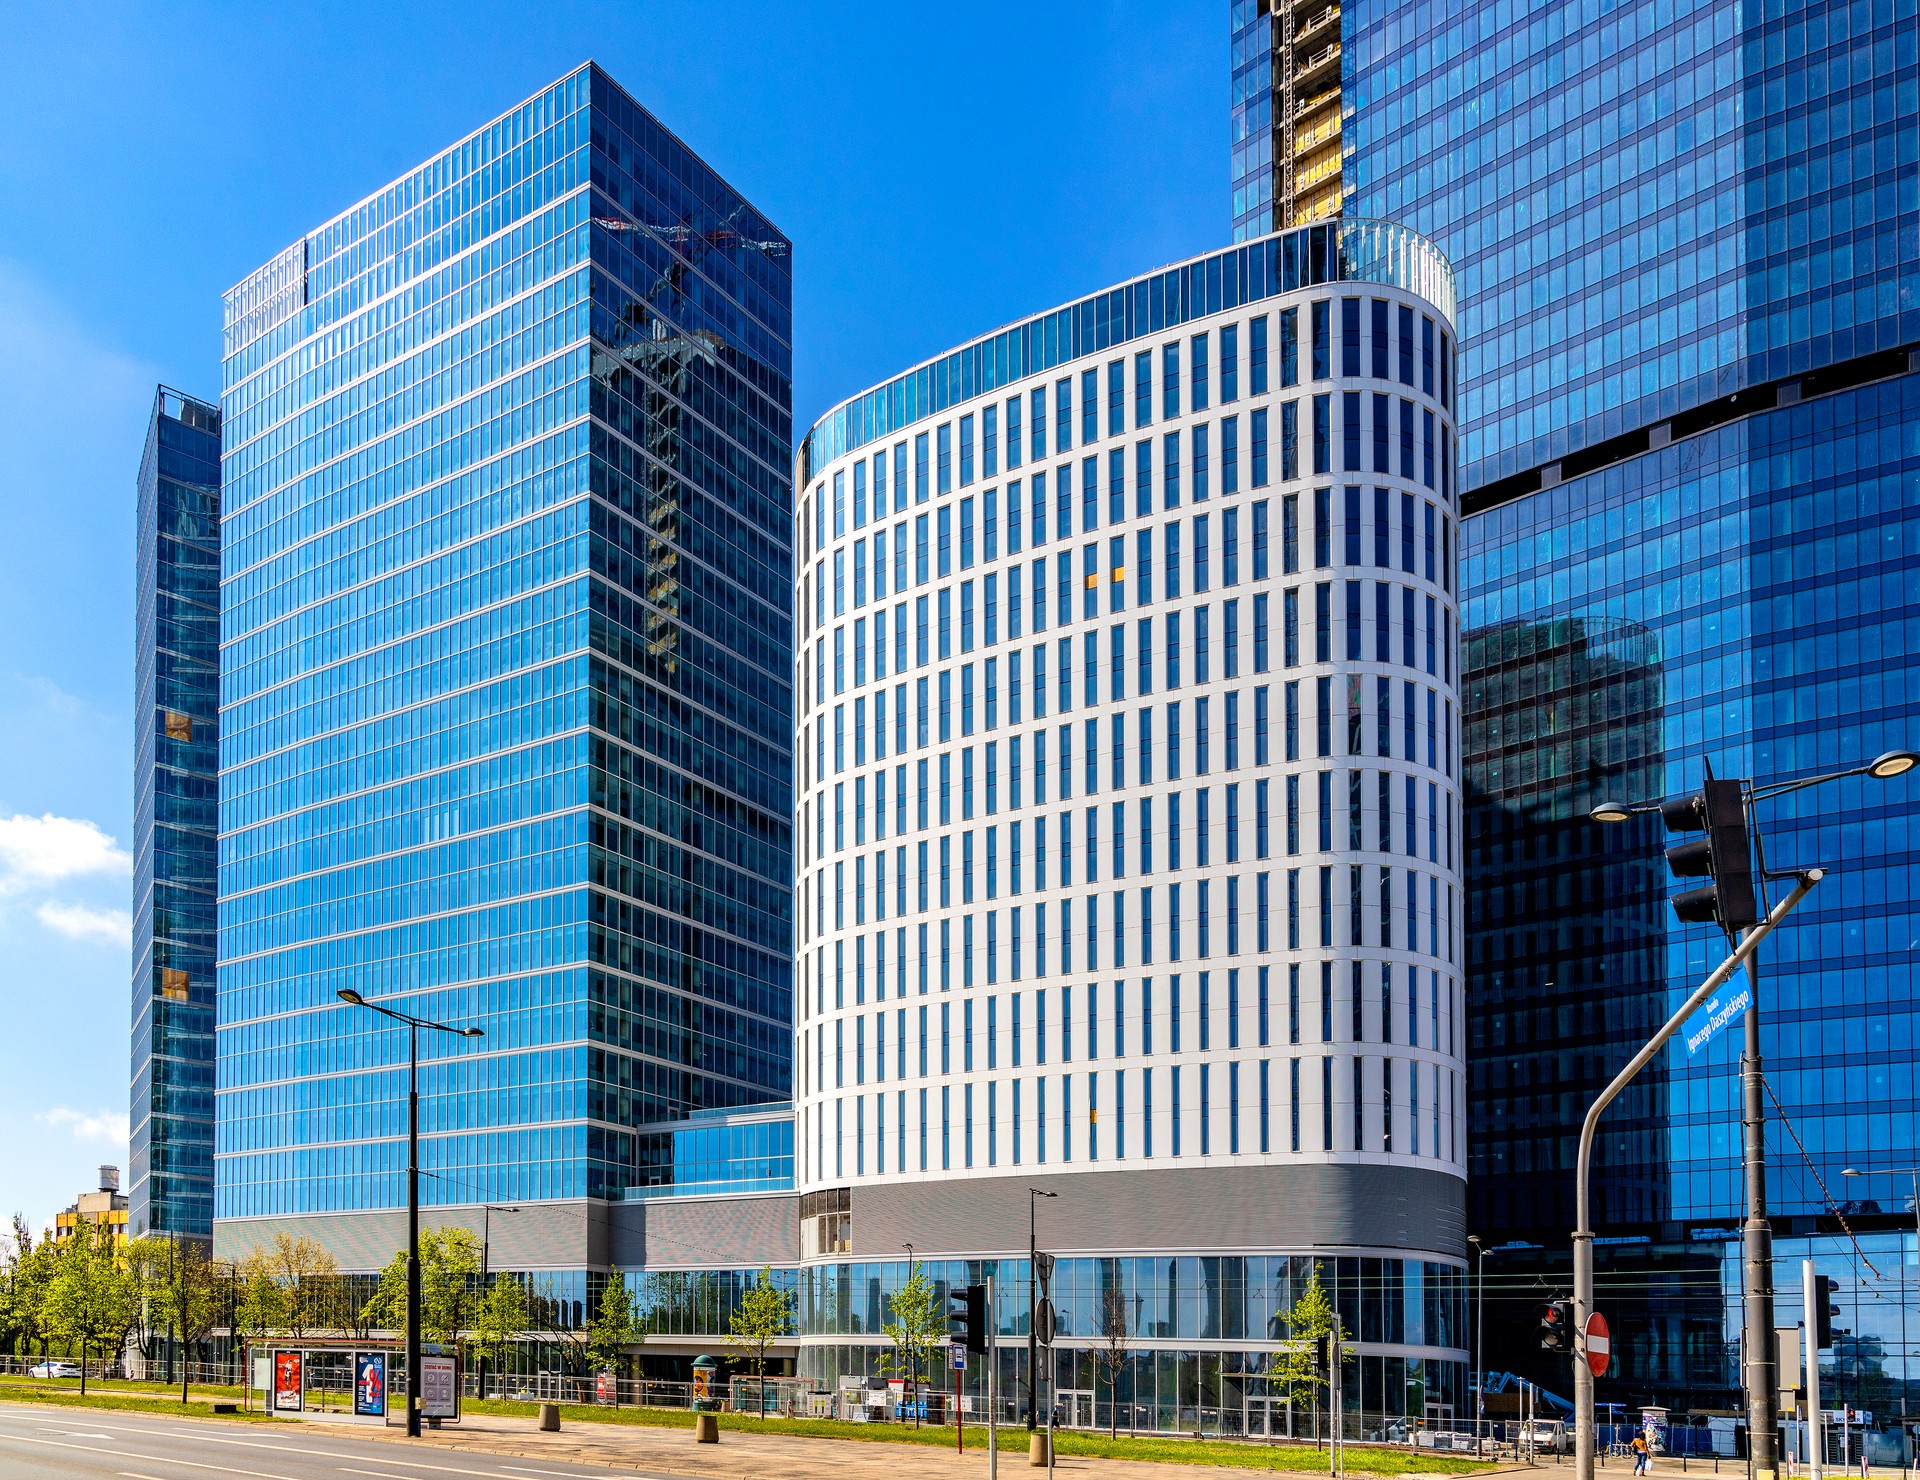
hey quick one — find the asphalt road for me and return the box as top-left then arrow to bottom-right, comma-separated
0,1404 -> 671,1480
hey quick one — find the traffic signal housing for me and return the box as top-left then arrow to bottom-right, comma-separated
1537,1299 -> 1575,1353
1813,1274 -> 1838,1349
1662,777 -> 1758,931
949,1282 -> 987,1354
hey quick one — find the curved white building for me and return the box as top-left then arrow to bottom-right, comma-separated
791,220 -> 1468,1433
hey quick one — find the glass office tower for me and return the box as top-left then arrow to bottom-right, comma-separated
131,386 -> 223,1242
214,64 -> 794,1275
1324,0 -> 1920,1420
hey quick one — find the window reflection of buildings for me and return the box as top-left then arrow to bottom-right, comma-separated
1465,615 -> 1669,1236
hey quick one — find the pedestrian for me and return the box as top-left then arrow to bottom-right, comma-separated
1632,1431 -> 1651,1475
1051,1401 -> 1064,1430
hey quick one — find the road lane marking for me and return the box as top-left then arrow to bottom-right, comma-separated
118,1472 -> 170,1479
501,1467 -> 609,1477
0,1429 -> 307,1479
340,1469 -> 502,1480
325,1452 -> 524,1473
7,1417 -> 466,1468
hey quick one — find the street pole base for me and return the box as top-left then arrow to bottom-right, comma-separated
1029,1432 -> 1050,1466
694,1413 -> 720,1444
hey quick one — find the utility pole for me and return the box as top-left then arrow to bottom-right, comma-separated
1743,936 -> 1779,1480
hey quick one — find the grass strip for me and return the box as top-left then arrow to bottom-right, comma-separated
0,1381 -> 277,1421
461,1398 -> 1488,1473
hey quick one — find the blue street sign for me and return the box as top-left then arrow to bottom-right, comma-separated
1683,983 -> 1752,1058
950,1342 -> 967,1371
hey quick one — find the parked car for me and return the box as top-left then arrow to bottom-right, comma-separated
1523,1419 -> 1572,1454
29,1361 -> 80,1379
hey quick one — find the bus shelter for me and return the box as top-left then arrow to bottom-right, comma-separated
245,1339 -> 463,1426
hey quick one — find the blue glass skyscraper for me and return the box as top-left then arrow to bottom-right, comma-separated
212,65 -> 793,1274
1291,0 -> 1920,1419
131,386 -> 223,1242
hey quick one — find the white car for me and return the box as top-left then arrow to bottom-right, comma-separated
29,1361 -> 81,1379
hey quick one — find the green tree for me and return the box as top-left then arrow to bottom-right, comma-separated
234,1250 -> 286,1356
529,1274 -> 590,1377
42,1222 -> 135,1395
1096,1278 -> 1132,1437
585,1269 -> 639,1400
123,1236 -> 173,1374
265,1233 -> 339,1338
471,1274 -> 528,1397
156,1241 -> 224,1404
1265,1263 -> 1350,1448
2,1215 -> 55,1363
881,1261 -> 942,1427
726,1266 -> 792,1414
363,1226 -> 482,1345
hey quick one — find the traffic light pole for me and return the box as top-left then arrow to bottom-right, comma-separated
1742,943 -> 1780,1480
1572,872 -> 1822,1480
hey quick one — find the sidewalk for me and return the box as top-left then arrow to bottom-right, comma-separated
303,1408 -> 1461,1480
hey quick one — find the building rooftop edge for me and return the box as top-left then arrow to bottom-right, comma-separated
800,216 -> 1455,466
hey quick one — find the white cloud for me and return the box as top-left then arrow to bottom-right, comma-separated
37,1106 -> 130,1147
0,813 -> 131,890
35,900 -> 132,944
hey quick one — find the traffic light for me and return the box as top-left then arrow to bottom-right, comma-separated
1537,1299 -> 1575,1353
1813,1275 -> 1838,1350
1662,777 -> 1758,930
949,1282 -> 987,1355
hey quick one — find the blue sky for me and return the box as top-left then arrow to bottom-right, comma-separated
0,1 -> 1225,1236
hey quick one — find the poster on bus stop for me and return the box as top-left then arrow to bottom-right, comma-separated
353,1352 -> 387,1416
420,1354 -> 458,1419
272,1351 -> 303,1412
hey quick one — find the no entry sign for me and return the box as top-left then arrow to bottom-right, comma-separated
1584,1312 -> 1611,1378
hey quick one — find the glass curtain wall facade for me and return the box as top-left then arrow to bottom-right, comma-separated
131,386 -> 223,1241
214,64 -> 793,1251
791,221 -> 1470,1429
1326,0 -> 1920,1418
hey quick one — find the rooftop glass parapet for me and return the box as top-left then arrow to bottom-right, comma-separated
802,217 -> 1452,479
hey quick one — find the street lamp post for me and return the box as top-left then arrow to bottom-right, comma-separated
1468,1235 -> 1487,1454
336,988 -> 484,1438
478,1203 -> 521,1398
1028,1188 -> 1057,1432
1579,748 -> 1916,1480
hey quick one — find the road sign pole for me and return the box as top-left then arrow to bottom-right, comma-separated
1805,1261 -> 1823,1480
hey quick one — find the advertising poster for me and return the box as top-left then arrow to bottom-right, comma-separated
595,1369 -> 616,1404
272,1351 -> 303,1412
420,1354 -> 458,1419
353,1352 -> 387,1417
